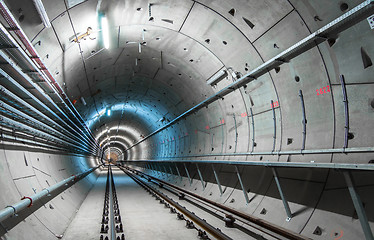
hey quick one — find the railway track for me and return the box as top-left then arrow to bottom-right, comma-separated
100,166 -> 125,240
118,165 -> 311,240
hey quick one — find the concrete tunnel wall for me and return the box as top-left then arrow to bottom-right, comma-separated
1,0 -> 374,239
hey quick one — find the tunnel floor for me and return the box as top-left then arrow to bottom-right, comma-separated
62,168 -> 262,240
63,170 -> 198,240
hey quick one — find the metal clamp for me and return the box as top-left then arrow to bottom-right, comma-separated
43,188 -> 51,196
5,205 -> 17,216
20,196 -> 32,207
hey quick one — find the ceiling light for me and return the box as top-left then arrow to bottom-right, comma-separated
106,107 -> 111,116
32,0 -> 51,28
101,16 -> 110,49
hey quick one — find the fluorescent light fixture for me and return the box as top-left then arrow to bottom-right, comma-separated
80,96 -> 86,106
101,16 -> 110,49
106,107 -> 111,116
32,0 -> 51,28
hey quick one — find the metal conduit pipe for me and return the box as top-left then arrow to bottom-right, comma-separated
120,159 -> 374,171
0,50 -> 97,151
0,131 -> 75,153
124,0 -> 374,152
0,165 -> 101,224
0,100 -> 92,152
0,0 -> 94,140
0,115 -> 91,154
146,145 -> 374,158
0,62 -> 98,153
0,35 -> 99,153
0,85 -> 98,154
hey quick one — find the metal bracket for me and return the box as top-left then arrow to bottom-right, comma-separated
235,166 -> 250,204
196,164 -> 205,190
272,168 -> 292,220
175,164 -> 182,182
250,108 -> 255,153
270,100 -> 277,153
212,165 -> 223,196
340,75 -> 349,150
299,90 -> 307,151
184,163 -> 192,186
343,171 -> 374,240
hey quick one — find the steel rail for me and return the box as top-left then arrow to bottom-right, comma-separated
0,165 -> 100,223
121,166 -> 309,240
120,166 -> 233,240
108,166 -> 116,240
124,0 -> 374,151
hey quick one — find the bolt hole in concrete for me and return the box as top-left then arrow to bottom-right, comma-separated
361,47 -> 373,69
328,38 -> 336,47
228,8 -> 235,16
223,40 -> 227,45
205,39 -> 210,44
136,7 -> 142,11
340,3 -> 349,11
260,208 -> 267,215
295,76 -> 300,82
348,132 -> 355,140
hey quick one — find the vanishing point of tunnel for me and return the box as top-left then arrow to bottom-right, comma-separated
0,0 -> 374,239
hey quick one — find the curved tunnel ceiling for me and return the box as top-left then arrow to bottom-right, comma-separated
1,0 -> 374,239
4,0 -> 374,165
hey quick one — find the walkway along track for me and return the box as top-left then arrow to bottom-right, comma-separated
119,165 -> 311,240
119,166 -> 233,240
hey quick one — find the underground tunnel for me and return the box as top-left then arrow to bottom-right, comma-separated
0,0 -> 374,239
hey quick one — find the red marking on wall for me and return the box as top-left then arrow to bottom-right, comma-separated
330,229 -> 343,240
72,99 -> 77,105
205,125 -> 210,130
172,137 -> 175,141
316,86 -> 331,96
220,119 -> 225,124
241,112 -> 247,117
271,101 -> 279,108
185,132 -> 188,136
195,129 -> 198,134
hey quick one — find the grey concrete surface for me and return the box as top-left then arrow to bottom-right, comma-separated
0,0 -> 374,239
